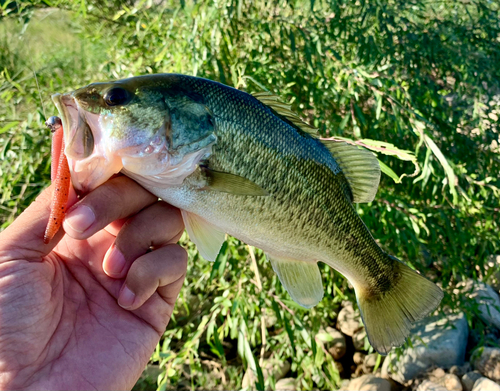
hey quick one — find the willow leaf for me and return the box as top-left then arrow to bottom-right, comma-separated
424,134 -> 458,204
378,160 -> 401,183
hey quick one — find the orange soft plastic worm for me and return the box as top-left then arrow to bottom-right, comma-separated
50,120 -> 64,182
44,118 -> 71,244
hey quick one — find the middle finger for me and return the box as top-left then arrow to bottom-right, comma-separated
103,201 -> 184,278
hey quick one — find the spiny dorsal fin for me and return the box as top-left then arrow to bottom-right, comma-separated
252,91 -> 318,137
321,139 -> 381,203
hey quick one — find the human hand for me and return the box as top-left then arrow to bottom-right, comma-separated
0,176 -> 187,390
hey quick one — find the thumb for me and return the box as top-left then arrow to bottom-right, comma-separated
0,184 -> 77,260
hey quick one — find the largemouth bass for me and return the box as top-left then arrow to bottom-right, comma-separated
51,74 -> 443,354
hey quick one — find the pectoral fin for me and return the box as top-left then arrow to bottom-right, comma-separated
181,210 -> 226,262
201,167 -> 269,196
267,254 -> 324,308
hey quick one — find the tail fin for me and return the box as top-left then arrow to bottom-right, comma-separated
356,256 -> 443,355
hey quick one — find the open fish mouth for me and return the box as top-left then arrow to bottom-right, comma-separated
52,94 -> 95,160
50,92 -> 207,194
51,93 -> 124,194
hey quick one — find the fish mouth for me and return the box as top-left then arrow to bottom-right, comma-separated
51,93 -> 123,194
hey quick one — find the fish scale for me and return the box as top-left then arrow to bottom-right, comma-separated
52,73 -> 443,354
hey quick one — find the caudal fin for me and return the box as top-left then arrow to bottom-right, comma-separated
356,256 -> 443,355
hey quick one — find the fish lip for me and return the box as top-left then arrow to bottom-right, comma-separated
51,93 -> 72,141
52,93 -> 80,158
51,93 -> 123,193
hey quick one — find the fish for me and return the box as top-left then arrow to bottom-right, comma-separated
50,73 -> 443,354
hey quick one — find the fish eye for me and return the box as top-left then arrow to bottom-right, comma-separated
103,87 -> 130,106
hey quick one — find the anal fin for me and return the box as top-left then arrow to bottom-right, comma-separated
267,254 -> 324,308
181,210 -> 225,262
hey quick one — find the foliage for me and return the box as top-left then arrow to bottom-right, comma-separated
1,0 -> 499,389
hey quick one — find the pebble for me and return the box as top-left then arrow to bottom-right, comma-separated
461,371 -> 482,391
485,255 -> 500,291
364,353 -> 380,373
347,374 -> 391,391
337,301 -> 363,337
471,377 -> 500,391
275,377 -> 296,391
317,326 -> 347,360
438,374 -> 462,391
449,363 -> 470,378
425,368 -> 462,391
241,358 -> 290,389
354,352 -> 366,365
353,328 -> 368,351
416,380 -> 448,391
472,347 -> 500,382
430,368 -> 446,379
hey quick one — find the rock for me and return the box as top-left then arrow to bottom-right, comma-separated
354,364 -> 365,377
462,362 -> 472,373
471,377 -> 500,391
449,363 -> 470,378
485,255 -> 500,292
461,371 -> 482,391
456,280 -> 500,330
275,377 -> 296,391
338,379 -> 351,391
347,374 -> 391,391
337,301 -> 363,337
353,328 -> 368,351
317,326 -> 346,360
354,352 -> 367,365
416,380 -> 448,391
242,358 -> 290,389
471,347 -> 500,382
364,353 -> 380,373
426,368 -> 461,391
381,313 -> 468,384
430,367 -> 446,380
438,374 -> 462,391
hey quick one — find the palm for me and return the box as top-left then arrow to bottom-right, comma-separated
0,178 -> 186,390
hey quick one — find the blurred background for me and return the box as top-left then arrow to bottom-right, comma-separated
0,1 -> 499,390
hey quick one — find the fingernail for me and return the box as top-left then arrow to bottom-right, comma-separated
118,285 -> 136,309
103,245 -> 126,277
64,205 -> 95,233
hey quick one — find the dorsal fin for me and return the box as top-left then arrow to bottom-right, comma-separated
252,91 -> 318,137
321,139 -> 381,203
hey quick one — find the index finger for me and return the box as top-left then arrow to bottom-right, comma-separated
62,176 -> 158,240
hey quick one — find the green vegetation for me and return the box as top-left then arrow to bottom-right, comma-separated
1,0 -> 499,389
